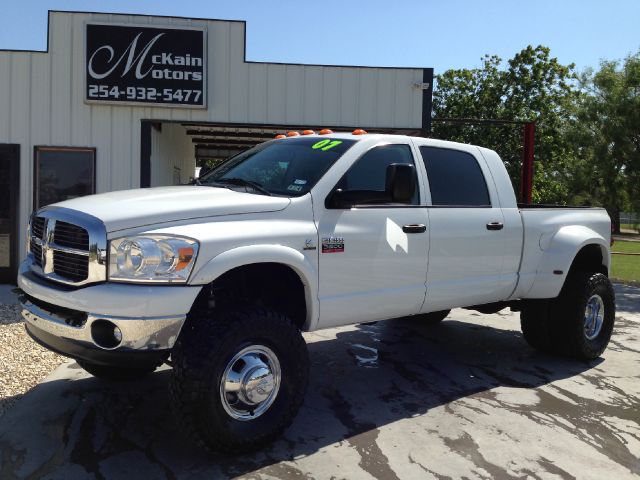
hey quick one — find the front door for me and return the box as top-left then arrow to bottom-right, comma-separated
0,144 -> 20,283
316,143 -> 429,328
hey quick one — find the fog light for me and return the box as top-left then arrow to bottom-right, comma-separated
91,320 -> 123,349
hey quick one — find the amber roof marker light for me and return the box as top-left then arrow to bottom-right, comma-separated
302,130 -> 315,135
287,131 -> 301,137
352,129 -> 368,135
319,129 -> 334,135
275,134 -> 286,139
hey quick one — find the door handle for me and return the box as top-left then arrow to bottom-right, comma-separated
402,224 -> 427,234
486,222 -> 504,231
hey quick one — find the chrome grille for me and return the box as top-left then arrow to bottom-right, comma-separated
54,221 -> 89,250
53,250 -> 89,282
31,216 -> 46,239
30,239 -> 43,267
29,208 -> 107,286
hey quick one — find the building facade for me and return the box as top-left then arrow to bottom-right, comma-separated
0,10 -> 432,282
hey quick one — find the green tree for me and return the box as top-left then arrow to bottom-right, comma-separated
432,46 -> 579,203
570,51 -> 640,230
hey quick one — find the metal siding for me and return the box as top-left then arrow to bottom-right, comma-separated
229,22 -> 249,123
249,63 -> 268,123
70,15 -> 90,145
285,65 -> 304,124
358,68 -> 377,126
0,54 -> 12,139
376,70 -> 395,127
321,68 -> 340,126
303,66 -> 323,124
10,55 -> 30,143
50,13 -> 72,145
91,105 -> 112,192
339,68 -> 358,126
266,64 -> 287,124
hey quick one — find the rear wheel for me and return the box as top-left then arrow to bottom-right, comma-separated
520,300 -> 554,352
76,360 -> 158,380
552,272 -> 615,360
520,272 -> 615,360
415,309 -> 451,325
170,305 -> 309,452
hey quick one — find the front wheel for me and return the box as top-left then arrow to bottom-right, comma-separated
170,306 -> 309,453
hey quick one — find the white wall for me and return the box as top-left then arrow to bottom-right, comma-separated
150,123 -> 196,187
0,11 -> 426,263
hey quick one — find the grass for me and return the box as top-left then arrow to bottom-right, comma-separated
611,240 -> 640,283
621,223 -> 639,232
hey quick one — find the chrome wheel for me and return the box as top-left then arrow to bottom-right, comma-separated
584,294 -> 605,340
220,345 -> 281,421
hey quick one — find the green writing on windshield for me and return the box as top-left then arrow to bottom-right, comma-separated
312,139 -> 343,151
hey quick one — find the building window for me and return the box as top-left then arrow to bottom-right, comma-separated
34,147 -> 96,209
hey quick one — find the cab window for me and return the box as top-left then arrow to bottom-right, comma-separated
420,146 -> 491,206
336,144 -> 419,205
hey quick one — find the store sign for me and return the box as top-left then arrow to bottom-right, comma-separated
85,24 -> 206,107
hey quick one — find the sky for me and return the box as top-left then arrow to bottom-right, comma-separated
1,1 -> 639,74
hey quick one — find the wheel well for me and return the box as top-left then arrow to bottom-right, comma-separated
190,263 -> 307,329
569,244 -> 607,276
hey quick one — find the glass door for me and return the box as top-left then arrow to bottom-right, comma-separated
0,144 -> 19,283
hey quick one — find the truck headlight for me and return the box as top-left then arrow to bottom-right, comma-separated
108,235 -> 199,283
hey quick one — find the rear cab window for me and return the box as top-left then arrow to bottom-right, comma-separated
419,146 -> 491,206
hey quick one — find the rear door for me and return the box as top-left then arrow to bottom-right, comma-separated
0,144 -> 20,283
417,145 -> 511,311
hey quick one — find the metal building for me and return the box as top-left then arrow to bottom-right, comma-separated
0,10 -> 433,282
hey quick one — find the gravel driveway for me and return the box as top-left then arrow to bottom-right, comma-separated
0,287 -> 64,418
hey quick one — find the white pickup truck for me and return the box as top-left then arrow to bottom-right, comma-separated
18,132 -> 615,452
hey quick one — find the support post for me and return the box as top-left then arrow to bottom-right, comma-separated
520,121 -> 535,204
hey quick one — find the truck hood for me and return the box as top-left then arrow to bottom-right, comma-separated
51,186 -> 291,232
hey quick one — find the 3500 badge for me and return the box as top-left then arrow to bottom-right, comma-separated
321,237 -> 345,253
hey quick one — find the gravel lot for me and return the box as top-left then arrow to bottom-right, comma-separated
0,290 -> 64,418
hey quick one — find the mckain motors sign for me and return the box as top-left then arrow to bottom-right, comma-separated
85,23 -> 206,107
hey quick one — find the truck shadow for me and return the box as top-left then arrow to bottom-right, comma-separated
0,314 -> 606,479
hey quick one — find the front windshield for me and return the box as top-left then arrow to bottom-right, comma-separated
199,137 -> 357,196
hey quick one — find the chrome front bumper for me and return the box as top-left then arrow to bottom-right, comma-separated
20,294 -> 186,351
17,259 -> 203,365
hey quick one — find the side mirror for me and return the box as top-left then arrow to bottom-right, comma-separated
325,189 -> 356,209
386,163 -> 415,203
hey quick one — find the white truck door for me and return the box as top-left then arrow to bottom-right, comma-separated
417,145 -> 511,311
315,143 -> 429,328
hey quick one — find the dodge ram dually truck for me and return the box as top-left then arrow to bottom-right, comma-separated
18,132 -> 615,452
